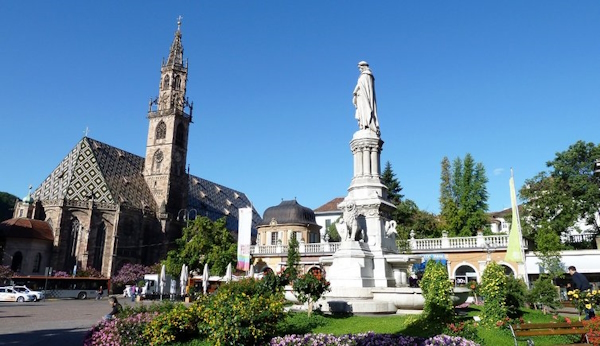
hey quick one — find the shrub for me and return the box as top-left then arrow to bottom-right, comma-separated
504,276 -> 527,318
198,278 -> 286,345
444,321 -> 482,344
528,275 -> 559,314
583,316 -> 600,345
112,263 -> 153,286
143,303 -> 201,345
270,331 -> 424,346
420,260 -> 454,324
83,312 -> 158,346
479,262 -> 507,326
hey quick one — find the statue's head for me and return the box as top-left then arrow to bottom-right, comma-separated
358,61 -> 369,67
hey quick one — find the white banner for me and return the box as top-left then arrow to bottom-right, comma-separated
237,207 -> 253,271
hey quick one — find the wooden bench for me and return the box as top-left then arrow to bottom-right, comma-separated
509,322 -> 590,345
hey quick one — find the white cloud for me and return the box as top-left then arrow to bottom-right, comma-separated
493,168 -> 505,176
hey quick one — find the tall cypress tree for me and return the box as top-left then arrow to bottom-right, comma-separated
381,161 -> 403,205
439,154 -> 489,236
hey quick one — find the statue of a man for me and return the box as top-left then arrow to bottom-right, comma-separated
353,61 -> 379,135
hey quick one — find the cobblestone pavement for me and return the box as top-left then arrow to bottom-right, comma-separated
0,297 -> 158,346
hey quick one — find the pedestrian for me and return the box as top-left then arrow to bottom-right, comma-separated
130,285 -> 136,302
103,296 -> 122,320
568,265 -> 596,320
96,286 -> 104,300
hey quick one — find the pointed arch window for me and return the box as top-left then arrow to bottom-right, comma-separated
33,253 -> 42,273
65,218 -> 79,269
163,75 -> 170,89
175,123 -> 185,147
174,75 -> 181,90
156,121 -> 167,140
93,223 -> 106,271
153,150 -> 164,173
11,251 -> 23,272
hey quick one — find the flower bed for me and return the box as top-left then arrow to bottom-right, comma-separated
270,331 -> 479,346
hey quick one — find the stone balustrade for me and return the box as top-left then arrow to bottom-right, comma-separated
250,232 -> 528,256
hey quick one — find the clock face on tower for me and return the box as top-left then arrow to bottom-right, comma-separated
155,150 -> 164,163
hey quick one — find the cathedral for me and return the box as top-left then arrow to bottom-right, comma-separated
6,20 -> 261,278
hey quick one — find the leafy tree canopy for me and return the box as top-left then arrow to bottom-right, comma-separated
439,154 -> 489,236
111,263 -> 151,285
163,216 -> 236,277
520,140 -> 600,244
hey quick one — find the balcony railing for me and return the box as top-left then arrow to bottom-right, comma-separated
249,233 -> 528,256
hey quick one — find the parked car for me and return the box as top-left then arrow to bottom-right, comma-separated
10,285 -> 45,301
0,287 -> 36,302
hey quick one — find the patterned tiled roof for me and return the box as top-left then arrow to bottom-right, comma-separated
188,175 -> 260,234
34,137 -> 156,210
33,137 -> 261,231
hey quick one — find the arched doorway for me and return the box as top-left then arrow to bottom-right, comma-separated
454,264 -> 478,286
11,251 -> 23,272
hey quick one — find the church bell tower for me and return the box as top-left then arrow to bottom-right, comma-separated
145,17 -> 193,217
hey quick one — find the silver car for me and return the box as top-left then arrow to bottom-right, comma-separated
0,287 -> 36,302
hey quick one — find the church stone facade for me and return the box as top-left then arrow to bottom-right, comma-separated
11,21 -> 260,278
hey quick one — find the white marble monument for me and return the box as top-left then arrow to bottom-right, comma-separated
319,62 -> 422,313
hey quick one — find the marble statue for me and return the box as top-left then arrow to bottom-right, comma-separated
336,201 -> 361,242
353,61 -> 379,135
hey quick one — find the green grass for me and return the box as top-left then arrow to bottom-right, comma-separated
177,306 -> 587,345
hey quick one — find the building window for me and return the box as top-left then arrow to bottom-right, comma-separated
93,223 -> 106,271
173,75 -> 181,90
156,121 -> 167,140
175,123 -> 185,147
11,251 -> 23,272
325,219 -> 332,228
32,253 -> 42,273
271,232 -> 278,245
153,150 -> 163,173
65,218 -> 80,269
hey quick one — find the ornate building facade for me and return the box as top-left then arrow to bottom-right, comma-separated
9,21 -> 260,278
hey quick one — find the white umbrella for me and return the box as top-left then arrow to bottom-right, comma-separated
247,264 -> 254,279
224,263 -> 232,283
180,264 -> 187,296
160,264 -> 166,301
202,263 -> 209,295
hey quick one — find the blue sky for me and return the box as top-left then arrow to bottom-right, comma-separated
1,1 -> 599,217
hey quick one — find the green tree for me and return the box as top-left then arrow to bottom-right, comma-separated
480,262 -> 508,326
527,275 -> 560,314
325,217 -> 341,242
520,140 -> 600,244
439,154 -> 489,236
0,192 -> 18,221
285,236 -> 300,283
163,216 -> 236,276
381,161 -> 404,205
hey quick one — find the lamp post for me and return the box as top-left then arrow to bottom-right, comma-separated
484,239 -> 495,263
177,209 -> 197,224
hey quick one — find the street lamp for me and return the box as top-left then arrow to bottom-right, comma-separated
483,239 -> 495,263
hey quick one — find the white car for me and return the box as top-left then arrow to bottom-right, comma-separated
10,285 -> 45,301
0,287 -> 36,302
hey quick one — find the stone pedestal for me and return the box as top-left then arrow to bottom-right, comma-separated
326,241 -> 375,289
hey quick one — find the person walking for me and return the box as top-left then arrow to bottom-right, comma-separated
568,265 -> 596,320
96,286 -> 104,300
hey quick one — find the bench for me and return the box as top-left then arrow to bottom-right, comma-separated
509,322 -> 590,346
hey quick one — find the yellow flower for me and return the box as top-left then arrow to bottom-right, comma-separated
586,304 -> 592,309
593,290 -> 597,295
574,294 -> 579,299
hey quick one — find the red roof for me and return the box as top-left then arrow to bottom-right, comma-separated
314,197 -> 345,213
0,218 -> 54,242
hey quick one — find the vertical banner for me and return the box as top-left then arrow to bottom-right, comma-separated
237,207 -> 253,271
505,170 -> 524,263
